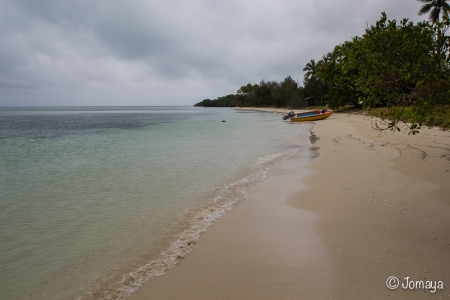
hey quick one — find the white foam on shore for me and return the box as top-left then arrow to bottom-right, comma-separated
80,147 -> 303,300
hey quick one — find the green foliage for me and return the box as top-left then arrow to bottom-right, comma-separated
417,0 -> 450,23
431,112 -> 450,128
194,94 -> 237,107
313,12 -> 450,133
303,59 -> 329,102
316,43 -> 360,108
194,76 -> 306,109
197,11 -> 450,133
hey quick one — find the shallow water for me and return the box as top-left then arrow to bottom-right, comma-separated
0,106 -> 313,299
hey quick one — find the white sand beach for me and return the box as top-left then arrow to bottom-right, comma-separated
128,109 -> 450,299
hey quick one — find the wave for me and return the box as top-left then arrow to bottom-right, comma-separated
79,146 -> 304,300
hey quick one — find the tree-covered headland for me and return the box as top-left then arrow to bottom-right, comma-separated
194,76 -> 308,109
195,8 -> 450,133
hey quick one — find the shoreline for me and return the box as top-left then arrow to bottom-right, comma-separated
235,106 -> 305,114
128,126 -> 333,299
128,109 -> 450,299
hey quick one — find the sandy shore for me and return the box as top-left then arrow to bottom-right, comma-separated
128,109 -> 450,299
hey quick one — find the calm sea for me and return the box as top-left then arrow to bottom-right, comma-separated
0,106 -> 313,300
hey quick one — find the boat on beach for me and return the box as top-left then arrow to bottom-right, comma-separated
283,109 -> 332,122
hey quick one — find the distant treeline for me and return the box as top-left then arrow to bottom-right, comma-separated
194,94 -> 237,107
194,76 -> 310,108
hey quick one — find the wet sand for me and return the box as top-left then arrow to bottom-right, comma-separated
128,109 -> 450,299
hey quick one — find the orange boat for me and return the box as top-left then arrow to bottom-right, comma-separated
285,109 -> 333,122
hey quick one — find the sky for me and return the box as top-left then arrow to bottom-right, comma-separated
0,0 -> 428,106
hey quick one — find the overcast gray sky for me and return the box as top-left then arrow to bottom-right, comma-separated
0,0 -> 427,106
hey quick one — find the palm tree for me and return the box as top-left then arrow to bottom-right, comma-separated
303,59 -> 329,105
417,0 -> 450,23
316,52 -> 335,74
302,59 -> 317,81
320,52 -> 335,65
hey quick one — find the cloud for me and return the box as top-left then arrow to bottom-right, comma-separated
0,0 -> 428,106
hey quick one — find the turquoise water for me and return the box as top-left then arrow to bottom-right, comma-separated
0,107 -> 313,299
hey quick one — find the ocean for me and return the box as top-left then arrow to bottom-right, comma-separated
0,106 -> 314,300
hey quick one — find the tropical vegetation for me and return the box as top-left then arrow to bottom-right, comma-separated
195,5 -> 450,133
417,0 -> 450,23
312,12 -> 450,133
194,76 -> 307,108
